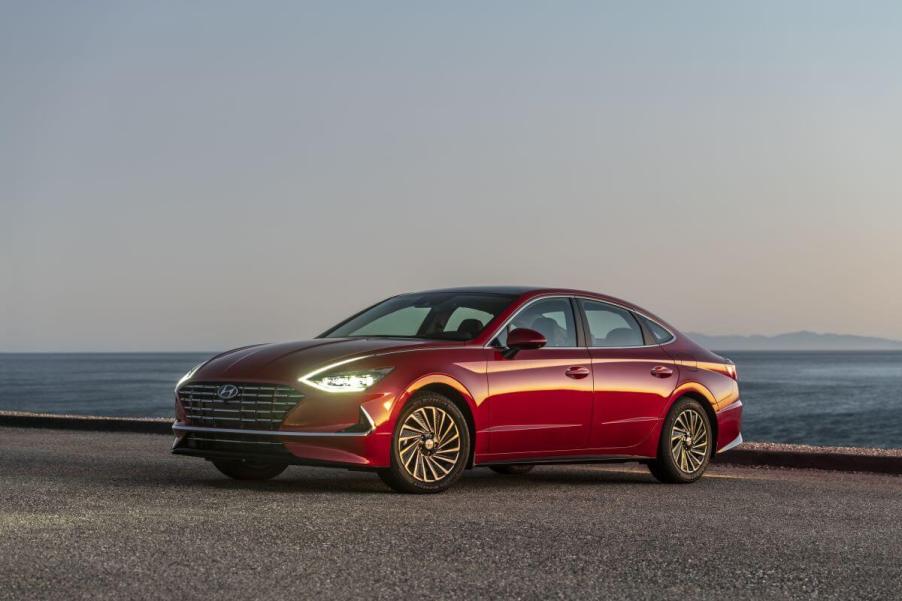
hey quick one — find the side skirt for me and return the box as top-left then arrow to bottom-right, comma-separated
476,454 -> 651,467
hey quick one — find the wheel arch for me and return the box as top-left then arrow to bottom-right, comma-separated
666,383 -> 719,453
399,375 -> 478,468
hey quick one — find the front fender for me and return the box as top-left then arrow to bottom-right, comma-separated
394,374 -> 479,421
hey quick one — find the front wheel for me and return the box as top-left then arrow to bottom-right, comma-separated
212,459 -> 288,481
378,391 -> 470,494
647,398 -> 712,483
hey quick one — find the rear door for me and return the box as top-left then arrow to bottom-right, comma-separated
578,299 -> 678,451
484,297 -> 593,457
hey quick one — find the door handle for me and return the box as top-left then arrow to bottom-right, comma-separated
564,366 -> 591,379
650,365 -> 674,378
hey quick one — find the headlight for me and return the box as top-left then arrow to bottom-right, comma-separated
176,362 -> 204,389
300,365 -> 393,393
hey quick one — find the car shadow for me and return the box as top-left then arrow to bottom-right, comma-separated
189,464 -> 663,495
462,465 -> 662,488
197,473 -> 394,495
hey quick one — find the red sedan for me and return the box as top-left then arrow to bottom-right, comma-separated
172,287 -> 742,493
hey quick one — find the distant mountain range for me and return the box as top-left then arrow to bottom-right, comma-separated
686,330 -> 902,351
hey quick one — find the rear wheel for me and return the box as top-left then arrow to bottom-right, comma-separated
489,464 -> 535,475
378,391 -> 470,494
212,459 -> 288,481
647,397 -> 712,483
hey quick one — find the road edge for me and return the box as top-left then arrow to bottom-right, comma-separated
0,411 -> 170,434
713,446 -> 902,475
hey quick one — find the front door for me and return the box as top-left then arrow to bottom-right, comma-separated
485,297 -> 593,457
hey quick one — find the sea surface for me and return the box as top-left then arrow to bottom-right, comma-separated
1,351 -> 900,448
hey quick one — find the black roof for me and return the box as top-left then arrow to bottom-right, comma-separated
412,286 -> 541,296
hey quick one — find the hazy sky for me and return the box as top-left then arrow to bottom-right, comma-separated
3,1 -> 902,351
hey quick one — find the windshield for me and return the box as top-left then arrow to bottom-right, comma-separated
322,292 -> 517,341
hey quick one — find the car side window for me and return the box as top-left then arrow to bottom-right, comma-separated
638,315 -> 675,343
494,298 -> 577,348
581,300 -> 644,347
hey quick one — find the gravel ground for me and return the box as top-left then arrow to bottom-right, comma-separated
1,427 -> 900,600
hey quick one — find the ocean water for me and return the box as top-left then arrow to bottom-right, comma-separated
1,351 -> 900,448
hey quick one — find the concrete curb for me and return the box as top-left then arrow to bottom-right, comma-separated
2,412 -> 900,475
0,411 -> 171,434
714,443 -> 902,475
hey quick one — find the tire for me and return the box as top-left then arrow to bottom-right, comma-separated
647,397 -> 713,484
489,464 -> 535,476
378,391 -> 471,494
212,459 -> 288,481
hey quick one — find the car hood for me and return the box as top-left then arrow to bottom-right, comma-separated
190,338 -> 453,384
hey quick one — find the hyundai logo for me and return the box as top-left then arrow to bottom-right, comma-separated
217,384 -> 240,400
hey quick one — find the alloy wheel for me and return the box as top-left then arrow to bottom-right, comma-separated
398,406 -> 461,483
670,408 -> 709,473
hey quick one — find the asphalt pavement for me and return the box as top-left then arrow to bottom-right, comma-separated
1,426 -> 900,600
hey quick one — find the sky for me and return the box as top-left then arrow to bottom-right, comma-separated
2,1 -> 902,351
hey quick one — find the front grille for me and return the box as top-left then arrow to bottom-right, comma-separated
178,383 -> 303,430
181,431 -> 293,458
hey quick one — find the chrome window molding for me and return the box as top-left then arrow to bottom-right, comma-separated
483,294 -> 678,350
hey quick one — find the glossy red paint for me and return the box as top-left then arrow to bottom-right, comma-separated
505,327 -> 548,351
482,345 -> 593,457
172,287 -> 742,474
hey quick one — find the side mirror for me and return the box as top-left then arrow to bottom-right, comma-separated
504,328 -> 547,358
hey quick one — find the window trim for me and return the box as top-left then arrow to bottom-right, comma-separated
485,294 -> 678,350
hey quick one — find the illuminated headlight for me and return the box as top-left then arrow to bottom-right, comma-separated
176,363 -> 204,389
300,366 -> 393,393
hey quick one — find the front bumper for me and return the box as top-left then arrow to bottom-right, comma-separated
173,380 -> 401,468
171,407 -> 392,468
